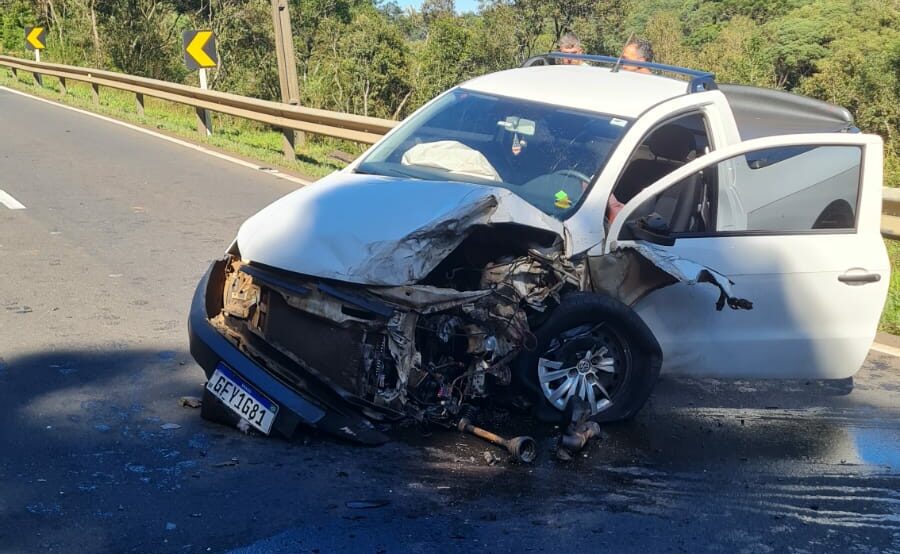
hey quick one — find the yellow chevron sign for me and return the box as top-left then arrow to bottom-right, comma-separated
183,30 -> 218,70
25,26 -> 46,50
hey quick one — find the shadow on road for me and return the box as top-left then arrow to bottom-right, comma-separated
1,348 -> 897,553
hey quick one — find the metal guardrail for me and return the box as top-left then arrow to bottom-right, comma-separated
2,54 -> 899,239
0,54 -> 396,145
882,188 -> 900,240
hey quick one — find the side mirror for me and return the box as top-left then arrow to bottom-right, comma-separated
626,213 -> 676,246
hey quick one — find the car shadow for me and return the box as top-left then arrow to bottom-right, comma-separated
2,347 -> 897,554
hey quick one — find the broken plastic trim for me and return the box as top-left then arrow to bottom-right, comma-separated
618,243 -> 753,311
239,264 -> 310,297
317,283 -> 395,318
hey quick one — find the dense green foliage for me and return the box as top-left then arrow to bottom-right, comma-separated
1,0 -> 898,184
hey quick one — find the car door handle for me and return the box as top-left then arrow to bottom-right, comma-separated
838,272 -> 881,284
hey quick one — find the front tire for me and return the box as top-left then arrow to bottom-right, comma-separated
516,292 -> 662,423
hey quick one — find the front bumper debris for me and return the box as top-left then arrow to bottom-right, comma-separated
188,259 -> 390,444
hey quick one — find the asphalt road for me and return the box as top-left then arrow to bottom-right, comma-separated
1,87 -> 898,554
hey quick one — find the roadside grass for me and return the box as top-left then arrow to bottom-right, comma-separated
0,67 -> 365,179
881,239 -> 900,334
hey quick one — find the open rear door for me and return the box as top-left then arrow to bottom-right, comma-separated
603,133 -> 888,379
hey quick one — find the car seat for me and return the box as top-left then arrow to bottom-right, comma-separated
615,125 -> 708,234
614,125 -> 697,202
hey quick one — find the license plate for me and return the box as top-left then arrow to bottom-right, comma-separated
206,363 -> 279,434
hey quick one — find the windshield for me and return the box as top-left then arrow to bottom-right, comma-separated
357,89 -> 630,218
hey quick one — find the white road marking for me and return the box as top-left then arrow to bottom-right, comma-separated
870,341 -> 900,358
0,189 -> 26,209
0,86 -> 314,188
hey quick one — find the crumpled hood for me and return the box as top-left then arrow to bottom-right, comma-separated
236,172 -> 564,286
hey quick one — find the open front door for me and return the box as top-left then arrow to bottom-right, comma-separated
602,133 -> 888,379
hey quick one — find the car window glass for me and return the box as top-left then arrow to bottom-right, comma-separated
611,112 -> 711,205
357,89 -> 631,219
744,146 -> 812,169
719,145 -> 861,232
620,145 -> 862,239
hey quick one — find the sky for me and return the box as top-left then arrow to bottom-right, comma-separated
391,0 -> 482,14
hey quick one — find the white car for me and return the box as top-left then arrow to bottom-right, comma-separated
188,54 -> 889,452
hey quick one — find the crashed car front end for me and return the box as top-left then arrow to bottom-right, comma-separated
191,228 -> 582,444
188,173 -> 751,452
189,257 -> 387,444
188,174 -> 587,445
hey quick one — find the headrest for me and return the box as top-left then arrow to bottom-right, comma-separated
646,124 -> 696,161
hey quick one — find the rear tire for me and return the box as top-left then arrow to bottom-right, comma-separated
515,292 -> 662,423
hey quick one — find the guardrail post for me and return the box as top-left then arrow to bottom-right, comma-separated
32,50 -> 42,87
135,93 -> 144,117
272,0 -> 301,161
280,129 -> 295,160
196,68 -> 212,136
882,187 -> 900,240
58,76 -> 67,95
91,82 -> 100,105
10,67 -> 17,80
196,107 -> 210,137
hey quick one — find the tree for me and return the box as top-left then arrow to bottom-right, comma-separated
0,0 -> 38,56
99,0 -> 187,81
292,0 -> 363,79
203,0 -> 279,99
643,10 -> 693,65
410,14 -> 478,106
421,0 -> 454,23
799,31 -> 900,186
694,15 -> 774,86
304,7 -> 411,118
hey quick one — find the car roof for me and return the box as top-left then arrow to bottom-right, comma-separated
718,83 -> 855,139
460,65 -> 691,119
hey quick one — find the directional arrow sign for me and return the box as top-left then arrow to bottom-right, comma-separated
25,26 -> 46,50
183,30 -> 218,70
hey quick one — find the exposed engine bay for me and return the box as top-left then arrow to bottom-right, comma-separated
211,227 -> 580,430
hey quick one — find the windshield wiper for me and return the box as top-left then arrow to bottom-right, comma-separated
355,163 -> 421,180
353,165 -> 381,176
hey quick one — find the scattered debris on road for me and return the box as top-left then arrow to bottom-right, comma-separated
457,416 -> 536,463
483,450 -> 501,465
179,396 -> 202,409
557,421 -> 603,461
